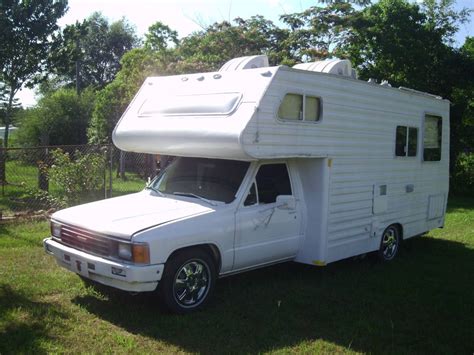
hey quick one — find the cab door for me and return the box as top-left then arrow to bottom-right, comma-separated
233,162 -> 302,270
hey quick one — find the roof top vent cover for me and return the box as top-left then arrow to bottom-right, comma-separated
219,55 -> 269,72
293,59 -> 357,79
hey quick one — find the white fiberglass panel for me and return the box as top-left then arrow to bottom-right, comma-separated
113,67 -> 277,159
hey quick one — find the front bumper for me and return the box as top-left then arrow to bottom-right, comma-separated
43,237 -> 164,292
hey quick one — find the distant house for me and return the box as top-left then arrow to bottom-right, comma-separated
0,126 -> 18,138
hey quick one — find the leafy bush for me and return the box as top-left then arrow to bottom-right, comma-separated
21,185 -> 67,211
16,88 -> 96,147
451,153 -> 474,196
48,149 -> 105,204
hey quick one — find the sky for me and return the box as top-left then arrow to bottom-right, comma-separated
17,0 -> 474,107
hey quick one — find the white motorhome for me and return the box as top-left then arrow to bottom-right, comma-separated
44,55 -> 449,313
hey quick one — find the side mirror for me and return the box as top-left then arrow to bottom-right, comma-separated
276,195 -> 296,210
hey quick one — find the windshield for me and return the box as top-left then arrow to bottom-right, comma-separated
151,157 -> 250,203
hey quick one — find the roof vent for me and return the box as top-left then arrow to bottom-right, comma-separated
219,55 -> 269,72
293,59 -> 356,78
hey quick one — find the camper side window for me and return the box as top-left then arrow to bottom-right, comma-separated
423,115 -> 442,161
244,164 -> 292,206
395,126 -> 418,157
278,94 -> 321,122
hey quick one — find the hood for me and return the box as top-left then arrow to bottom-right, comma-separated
52,191 -> 214,239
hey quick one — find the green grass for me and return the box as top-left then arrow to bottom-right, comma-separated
0,197 -> 473,353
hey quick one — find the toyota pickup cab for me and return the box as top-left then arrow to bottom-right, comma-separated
45,157 -> 303,313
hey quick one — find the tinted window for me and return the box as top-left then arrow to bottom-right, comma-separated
153,157 -> 250,203
395,126 -> 407,156
278,93 -> 321,122
424,115 -> 442,161
278,94 -> 302,120
408,127 -> 418,157
244,182 -> 258,206
304,96 -> 321,121
395,126 -> 418,157
255,164 -> 292,204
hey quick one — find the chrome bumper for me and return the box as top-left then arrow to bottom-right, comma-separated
43,237 -> 163,292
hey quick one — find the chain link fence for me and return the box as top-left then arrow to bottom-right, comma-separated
0,144 -> 163,219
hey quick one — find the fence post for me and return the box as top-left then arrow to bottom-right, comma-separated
119,150 -> 126,180
109,145 -> 113,198
38,147 -> 49,191
103,146 -> 107,199
0,148 -> 4,196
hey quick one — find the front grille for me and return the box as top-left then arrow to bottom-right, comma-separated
59,224 -> 113,258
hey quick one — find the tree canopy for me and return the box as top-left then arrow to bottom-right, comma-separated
5,0 -> 473,186
0,0 -> 68,148
17,87 -> 95,147
50,12 -> 139,91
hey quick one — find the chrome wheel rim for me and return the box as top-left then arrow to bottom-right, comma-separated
173,260 -> 210,308
382,227 -> 398,260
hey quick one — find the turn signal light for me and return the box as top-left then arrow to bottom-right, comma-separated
132,244 -> 150,264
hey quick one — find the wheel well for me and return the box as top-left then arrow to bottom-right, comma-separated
393,223 -> 404,240
167,244 -> 222,272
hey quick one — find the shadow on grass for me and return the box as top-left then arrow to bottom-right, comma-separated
446,195 -> 474,213
0,284 -> 68,353
72,236 -> 474,354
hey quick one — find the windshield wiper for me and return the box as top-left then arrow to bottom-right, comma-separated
173,192 -> 217,206
145,185 -> 164,196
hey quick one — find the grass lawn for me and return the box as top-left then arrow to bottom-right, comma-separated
0,197 -> 473,353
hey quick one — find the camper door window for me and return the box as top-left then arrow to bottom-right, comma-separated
278,94 -> 321,122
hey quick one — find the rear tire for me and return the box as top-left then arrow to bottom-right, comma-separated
160,248 -> 216,314
377,225 -> 400,261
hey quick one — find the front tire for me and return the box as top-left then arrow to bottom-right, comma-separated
160,248 -> 216,314
378,225 -> 400,261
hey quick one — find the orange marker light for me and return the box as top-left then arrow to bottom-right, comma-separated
132,244 -> 150,264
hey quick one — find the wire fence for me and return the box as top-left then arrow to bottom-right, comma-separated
0,144 -> 164,219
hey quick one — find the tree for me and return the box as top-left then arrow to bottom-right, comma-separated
144,22 -> 178,52
0,0 -> 67,146
280,1 -> 362,62
234,16 -> 295,66
17,88 -> 95,147
88,48 -> 170,143
0,0 -> 67,184
174,17 -> 292,73
51,12 -> 139,91
341,0 -> 472,170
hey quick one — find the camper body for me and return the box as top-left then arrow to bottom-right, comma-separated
44,56 -> 449,313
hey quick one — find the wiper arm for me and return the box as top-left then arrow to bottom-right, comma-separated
173,192 -> 217,206
145,184 -> 164,196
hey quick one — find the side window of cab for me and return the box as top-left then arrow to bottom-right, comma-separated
244,164 -> 292,206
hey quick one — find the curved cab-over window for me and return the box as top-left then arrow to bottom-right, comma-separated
424,114 -> 442,161
278,93 -> 321,122
139,92 -> 242,116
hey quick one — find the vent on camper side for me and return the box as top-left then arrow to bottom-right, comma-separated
293,59 -> 357,79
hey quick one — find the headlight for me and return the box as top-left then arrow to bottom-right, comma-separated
117,242 -> 150,264
118,243 -> 132,260
51,221 -> 61,238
